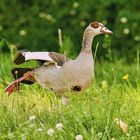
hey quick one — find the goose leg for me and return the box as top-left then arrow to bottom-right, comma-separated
62,96 -> 69,106
5,71 -> 34,95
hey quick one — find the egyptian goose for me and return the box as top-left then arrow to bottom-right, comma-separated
5,22 -> 112,104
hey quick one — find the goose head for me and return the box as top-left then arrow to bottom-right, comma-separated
86,22 -> 113,36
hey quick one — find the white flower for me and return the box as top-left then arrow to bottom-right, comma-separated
39,13 -> 55,22
36,128 -> 43,132
39,12 -> 46,18
47,128 -> 54,136
123,28 -> 130,35
19,30 -> 26,36
29,115 -> 36,121
69,10 -> 76,15
101,80 -> 108,89
75,134 -> 83,140
44,14 -> 55,22
55,122 -> 63,131
134,36 -> 140,41
111,138 -> 116,140
120,17 -> 128,23
45,14 -> 53,21
73,2 -> 79,8
80,21 -> 86,27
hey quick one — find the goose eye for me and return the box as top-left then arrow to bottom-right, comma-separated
91,22 -> 99,28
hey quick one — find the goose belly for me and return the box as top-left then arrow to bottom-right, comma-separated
34,63 -> 94,94
61,64 -> 94,91
34,65 -> 67,93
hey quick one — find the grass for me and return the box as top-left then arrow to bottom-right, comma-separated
0,53 -> 140,140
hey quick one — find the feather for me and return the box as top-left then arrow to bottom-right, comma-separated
14,51 -> 69,66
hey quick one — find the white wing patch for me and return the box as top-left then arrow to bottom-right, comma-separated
23,52 -> 54,62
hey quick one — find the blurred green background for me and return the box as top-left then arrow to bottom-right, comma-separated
0,0 -> 140,61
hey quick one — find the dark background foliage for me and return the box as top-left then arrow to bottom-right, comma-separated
0,0 -> 140,60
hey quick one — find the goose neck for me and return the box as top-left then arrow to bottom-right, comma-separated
81,30 -> 95,53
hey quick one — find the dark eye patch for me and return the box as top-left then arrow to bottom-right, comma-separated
91,22 -> 99,28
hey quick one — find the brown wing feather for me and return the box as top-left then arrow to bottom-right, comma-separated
48,52 -> 69,66
14,51 -> 25,65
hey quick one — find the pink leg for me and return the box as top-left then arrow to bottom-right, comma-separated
5,72 -> 33,95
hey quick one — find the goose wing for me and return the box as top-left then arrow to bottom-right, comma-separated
14,51 -> 69,66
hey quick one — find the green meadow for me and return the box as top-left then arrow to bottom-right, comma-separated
0,53 -> 140,140
0,1 -> 140,139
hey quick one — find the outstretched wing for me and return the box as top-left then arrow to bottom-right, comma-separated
14,51 -> 69,66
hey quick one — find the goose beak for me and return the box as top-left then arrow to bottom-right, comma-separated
100,26 -> 113,34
